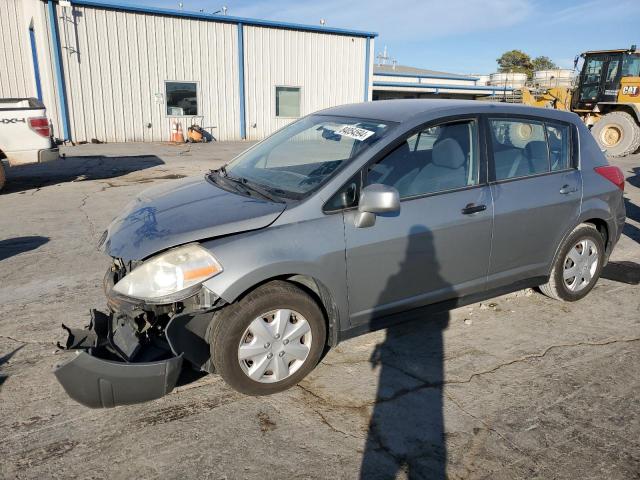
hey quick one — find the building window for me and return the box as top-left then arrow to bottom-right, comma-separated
166,81 -> 198,116
275,86 -> 301,117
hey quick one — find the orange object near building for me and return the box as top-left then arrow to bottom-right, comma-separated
188,125 -> 204,142
170,120 -> 185,143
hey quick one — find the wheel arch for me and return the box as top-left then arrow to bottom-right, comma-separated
597,103 -> 640,123
221,273 -> 342,347
548,211 -> 613,277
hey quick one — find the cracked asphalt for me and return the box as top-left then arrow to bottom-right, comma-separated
0,143 -> 639,479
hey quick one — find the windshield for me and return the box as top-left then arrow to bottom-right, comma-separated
224,115 -> 393,199
579,55 -> 606,101
622,53 -> 640,77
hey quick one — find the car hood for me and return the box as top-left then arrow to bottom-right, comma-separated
102,175 -> 286,260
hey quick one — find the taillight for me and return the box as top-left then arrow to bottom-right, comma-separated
28,117 -> 51,138
594,166 -> 625,191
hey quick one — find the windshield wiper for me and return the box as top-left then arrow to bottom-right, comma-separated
236,178 -> 286,203
209,167 -> 289,202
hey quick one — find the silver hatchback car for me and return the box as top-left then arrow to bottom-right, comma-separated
55,100 -> 626,407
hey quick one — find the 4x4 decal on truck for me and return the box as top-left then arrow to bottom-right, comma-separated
0,118 -> 27,124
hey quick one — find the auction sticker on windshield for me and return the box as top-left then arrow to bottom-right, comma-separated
334,125 -> 375,141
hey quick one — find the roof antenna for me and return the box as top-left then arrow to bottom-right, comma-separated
376,45 -> 389,66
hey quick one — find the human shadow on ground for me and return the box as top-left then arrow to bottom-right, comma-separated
2,155 -> 165,194
360,226 -> 449,479
0,236 -> 49,261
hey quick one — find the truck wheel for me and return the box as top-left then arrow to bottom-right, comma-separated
540,224 -> 605,302
0,162 -> 6,191
209,280 -> 326,395
592,111 -> 640,157
504,122 -> 535,148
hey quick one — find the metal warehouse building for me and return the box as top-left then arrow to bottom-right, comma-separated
372,64 -> 513,100
1,0 -> 376,143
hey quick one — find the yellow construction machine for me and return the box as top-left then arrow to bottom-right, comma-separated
522,46 -> 640,157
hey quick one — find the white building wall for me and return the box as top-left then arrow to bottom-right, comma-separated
54,3 -> 241,142
0,0 -> 35,98
3,2 -> 373,143
243,26 -> 370,141
0,0 -> 65,140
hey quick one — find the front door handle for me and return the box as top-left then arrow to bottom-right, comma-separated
461,203 -> 487,215
559,184 -> 578,194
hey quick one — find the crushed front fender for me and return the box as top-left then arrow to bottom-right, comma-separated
54,351 -> 183,408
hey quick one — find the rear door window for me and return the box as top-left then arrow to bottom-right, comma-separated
489,118 -> 574,180
489,119 -> 548,180
546,123 -> 570,171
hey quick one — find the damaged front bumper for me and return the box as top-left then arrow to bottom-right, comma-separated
54,310 -> 184,408
54,351 -> 183,409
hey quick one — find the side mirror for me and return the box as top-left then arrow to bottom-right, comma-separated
355,184 -> 400,228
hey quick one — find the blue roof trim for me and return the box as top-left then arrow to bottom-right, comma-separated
238,23 -> 246,140
373,81 -> 514,92
363,38 -> 371,102
67,0 -> 378,38
48,1 -> 70,141
374,71 -> 480,81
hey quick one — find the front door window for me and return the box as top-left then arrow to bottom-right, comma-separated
366,120 -> 479,198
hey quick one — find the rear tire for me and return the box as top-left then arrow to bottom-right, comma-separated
209,280 -> 326,395
591,111 -> 640,157
540,224 -> 605,301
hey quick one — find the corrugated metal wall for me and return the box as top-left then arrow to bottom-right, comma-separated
0,0 -> 35,98
2,2 -> 372,142
56,4 -> 240,142
243,26 -> 368,140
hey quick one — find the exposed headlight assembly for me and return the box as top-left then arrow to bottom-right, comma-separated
112,244 -> 222,303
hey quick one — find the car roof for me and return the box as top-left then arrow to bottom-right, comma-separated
316,99 -> 580,125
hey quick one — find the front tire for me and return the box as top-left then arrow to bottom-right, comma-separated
209,280 -> 326,395
591,111 -> 640,158
540,224 -> 605,301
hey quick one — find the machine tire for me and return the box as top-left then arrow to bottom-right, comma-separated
591,111 -> 640,157
0,161 -> 6,192
209,280 -> 326,395
503,122 -> 535,149
540,224 -> 605,302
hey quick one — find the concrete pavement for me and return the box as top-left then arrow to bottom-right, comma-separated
1,142 -> 638,479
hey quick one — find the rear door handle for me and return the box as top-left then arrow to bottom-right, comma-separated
559,184 -> 578,194
461,203 -> 487,215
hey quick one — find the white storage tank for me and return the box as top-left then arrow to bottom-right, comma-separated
533,69 -> 575,88
488,72 -> 527,88
474,74 -> 491,86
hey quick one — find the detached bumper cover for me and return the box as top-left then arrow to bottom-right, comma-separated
54,351 -> 183,408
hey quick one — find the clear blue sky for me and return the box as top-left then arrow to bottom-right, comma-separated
132,0 -> 640,74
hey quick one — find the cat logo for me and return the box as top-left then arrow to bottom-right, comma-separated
622,85 -> 640,97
